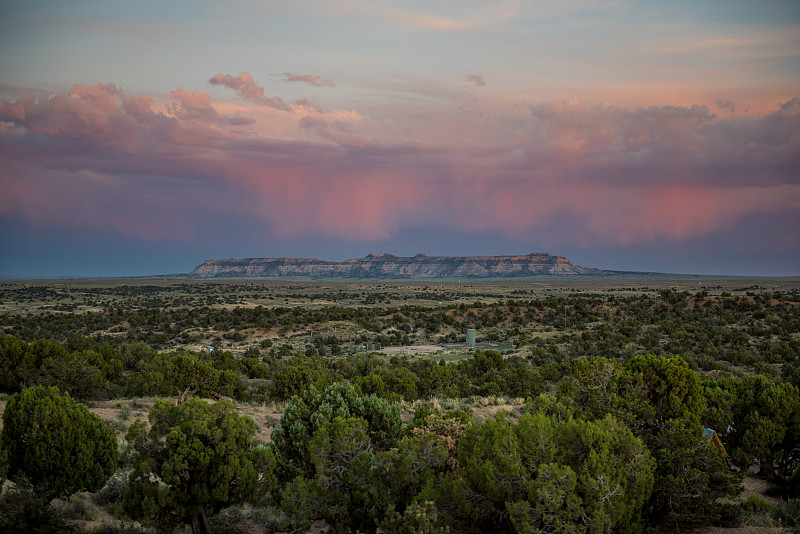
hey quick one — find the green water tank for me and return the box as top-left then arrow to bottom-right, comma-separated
466,328 -> 477,346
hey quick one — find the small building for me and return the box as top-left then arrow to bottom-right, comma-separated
365,342 -> 382,351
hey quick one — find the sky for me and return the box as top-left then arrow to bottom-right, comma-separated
1,1 -> 799,277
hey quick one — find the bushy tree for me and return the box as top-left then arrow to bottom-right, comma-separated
164,353 -> 237,403
624,353 -> 703,432
281,417 -> 374,531
0,335 -> 30,392
701,378 -> 738,434
723,374 -> 800,479
0,386 -> 117,501
269,358 -> 330,401
623,355 -> 741,525
435,409 -> 655,533
558,357 -> 626,422
0,337 -> 99,397
38,350 -> 109,400
0,335 -> 125,400
547,353 -> 743,527
646,419 -> 739,524
124,352 -> 239,402
468,349 -> 505,378
274,383 -> 408,531
270,382 -> 402,482
357,434 -> 451,521
0,486 -> 72,534
499,356 -> 545,399
123,397 -> 275,534
281,418 -> 450,533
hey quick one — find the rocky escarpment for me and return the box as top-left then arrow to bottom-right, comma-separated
189,253 -> 612,279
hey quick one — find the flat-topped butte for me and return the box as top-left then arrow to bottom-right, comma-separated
190,253 -> 611,279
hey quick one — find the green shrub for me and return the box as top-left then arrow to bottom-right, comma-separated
773,498 -> 800,533
87,523 -> 157,534
0,487 -> 71,534
123,398 -> 276,534
433,410 -> 654,533
270,382 -> 402,482
1,386 -> 118,502
118,405 -> 132,422
60,493 -> 93,521
211,504 -> 284,534
379,501 -> 450,534
96,469 -> 130,515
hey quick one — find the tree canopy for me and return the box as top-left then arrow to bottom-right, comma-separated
0,385 -> 117,502
123,397 -> 275,534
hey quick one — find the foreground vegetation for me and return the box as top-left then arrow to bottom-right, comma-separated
0,280 -> 799,532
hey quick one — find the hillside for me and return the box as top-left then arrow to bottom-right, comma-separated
189,252 -> 612,279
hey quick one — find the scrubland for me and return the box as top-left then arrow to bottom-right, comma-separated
1,278 -> 799,533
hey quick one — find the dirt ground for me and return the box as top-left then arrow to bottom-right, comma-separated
381,344 -> 445,355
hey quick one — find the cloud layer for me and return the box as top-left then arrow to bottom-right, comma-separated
209,72 -> 290,110
282,72 -> 335,87
1,76 -> 798,273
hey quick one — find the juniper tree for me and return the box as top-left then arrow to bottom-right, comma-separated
123,397 -> 275,534
270,382 -> 402,482
0,385 -> 117,502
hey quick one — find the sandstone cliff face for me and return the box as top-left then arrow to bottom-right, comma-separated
189,253 -> 610,279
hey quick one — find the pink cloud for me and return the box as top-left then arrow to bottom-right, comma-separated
0,83 -> 141,143
238,165 -> 423,241
454,178 -> 794,249
524,99 -> 742,164
169,87 -> 220,123
0,161 -> 198,241
171,87 -> 211,109
716,99 -> 736,113
208,71 -> 290,110
1,80 -> 798,255
282,72 -> 335,87
167,87 -> 255,127
298,115 -> 371,147
0,82 -> 262,159
466,74 -> 485,87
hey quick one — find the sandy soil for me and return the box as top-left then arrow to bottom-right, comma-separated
381,344 -> 444,355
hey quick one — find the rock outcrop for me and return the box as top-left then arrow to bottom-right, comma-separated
189,253 -> 611,279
